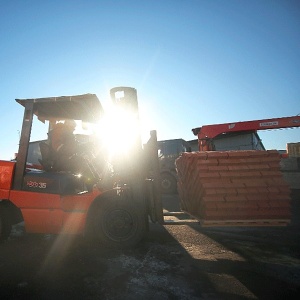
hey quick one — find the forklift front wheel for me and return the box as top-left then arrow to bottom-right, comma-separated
93,194 -> 147,248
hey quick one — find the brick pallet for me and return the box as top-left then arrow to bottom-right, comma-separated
176,150 -> 291,226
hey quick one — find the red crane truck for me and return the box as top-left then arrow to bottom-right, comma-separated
174,115 -> 300,226
192,116 -> 300,151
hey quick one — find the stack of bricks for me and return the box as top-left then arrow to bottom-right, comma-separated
176,150 -> 291,226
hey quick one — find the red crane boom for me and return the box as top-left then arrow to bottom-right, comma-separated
192,115 -> 300,151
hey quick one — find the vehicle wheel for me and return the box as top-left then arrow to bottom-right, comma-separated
160,173 -> 177,194
0,210 -> 12,241
93,192 -> 147,248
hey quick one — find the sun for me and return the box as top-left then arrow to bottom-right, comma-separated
97,106 -> 142,159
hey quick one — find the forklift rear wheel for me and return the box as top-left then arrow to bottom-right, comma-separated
0,210 -> 12,241
94,194 -> 147,248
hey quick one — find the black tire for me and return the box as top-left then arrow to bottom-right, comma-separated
0,210 -> 12,241
93,192 -> 147,248
160,173 -> 177,194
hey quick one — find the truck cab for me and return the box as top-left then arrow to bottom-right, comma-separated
157,139 -> 191,194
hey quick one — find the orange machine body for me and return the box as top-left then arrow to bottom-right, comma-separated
0,159 -> 102,234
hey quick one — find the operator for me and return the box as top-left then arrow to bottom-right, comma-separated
48,120 -> 79,172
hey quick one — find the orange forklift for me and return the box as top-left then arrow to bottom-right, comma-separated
0,87 -> 162,247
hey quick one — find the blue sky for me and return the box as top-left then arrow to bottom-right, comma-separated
1,0 -> 299,160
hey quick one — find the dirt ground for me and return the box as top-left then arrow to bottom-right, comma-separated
0,195 -> 300,300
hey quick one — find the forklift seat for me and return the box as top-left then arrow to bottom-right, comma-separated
39,141 -> 54,171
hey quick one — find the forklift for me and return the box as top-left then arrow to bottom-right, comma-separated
0,87 -> 163,247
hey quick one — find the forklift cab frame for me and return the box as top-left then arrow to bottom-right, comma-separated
14,94 -> 104,190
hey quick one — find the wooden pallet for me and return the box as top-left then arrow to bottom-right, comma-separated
162,211 -> 290,227
200,219 -> 290,227
163,219 -> 200,225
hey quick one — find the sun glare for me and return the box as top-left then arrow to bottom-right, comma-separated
97,107 -> 141,158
